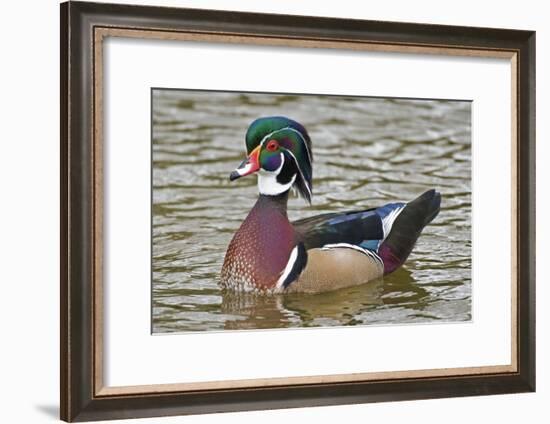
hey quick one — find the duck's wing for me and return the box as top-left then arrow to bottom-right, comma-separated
293,189 -> 441,276
293,204 -> 402,251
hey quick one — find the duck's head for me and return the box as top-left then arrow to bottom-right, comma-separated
229,116 -> 313,203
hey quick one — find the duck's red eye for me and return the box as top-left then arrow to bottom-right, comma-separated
266,140 -> 279,152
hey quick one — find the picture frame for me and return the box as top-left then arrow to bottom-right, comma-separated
60,1 -> 536,422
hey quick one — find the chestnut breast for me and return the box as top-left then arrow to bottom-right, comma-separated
221,196 -> 297,291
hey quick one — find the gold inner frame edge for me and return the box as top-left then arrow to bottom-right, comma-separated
92,26 -> 519,398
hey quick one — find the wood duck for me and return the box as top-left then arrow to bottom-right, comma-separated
220,116 -> 441,294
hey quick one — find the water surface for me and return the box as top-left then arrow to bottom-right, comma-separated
152,89 -> 471,333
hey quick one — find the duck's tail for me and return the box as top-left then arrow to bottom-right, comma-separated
378,189 -> 441,274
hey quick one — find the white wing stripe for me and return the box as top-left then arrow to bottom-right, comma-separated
381,206 -> 405,239
320,243 -> 383,267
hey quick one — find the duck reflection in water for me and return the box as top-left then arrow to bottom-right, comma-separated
221,267 -> 429,330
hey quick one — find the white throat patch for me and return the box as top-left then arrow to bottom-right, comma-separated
257,153 -> 296,196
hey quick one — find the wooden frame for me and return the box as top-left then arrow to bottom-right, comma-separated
60,1 -> 536,421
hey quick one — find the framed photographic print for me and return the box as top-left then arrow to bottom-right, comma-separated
60,1 -> 536,422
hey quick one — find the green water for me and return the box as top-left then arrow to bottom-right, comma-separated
152,89 -> 471,333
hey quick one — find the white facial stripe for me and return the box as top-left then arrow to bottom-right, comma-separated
259,126 -> 312,165
259,128 -> 284,146
276,246 -> 299,288
285,150 -> 311,197
286,127 -> 312,165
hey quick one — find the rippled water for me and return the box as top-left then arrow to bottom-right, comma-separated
152,89 -> 471,333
